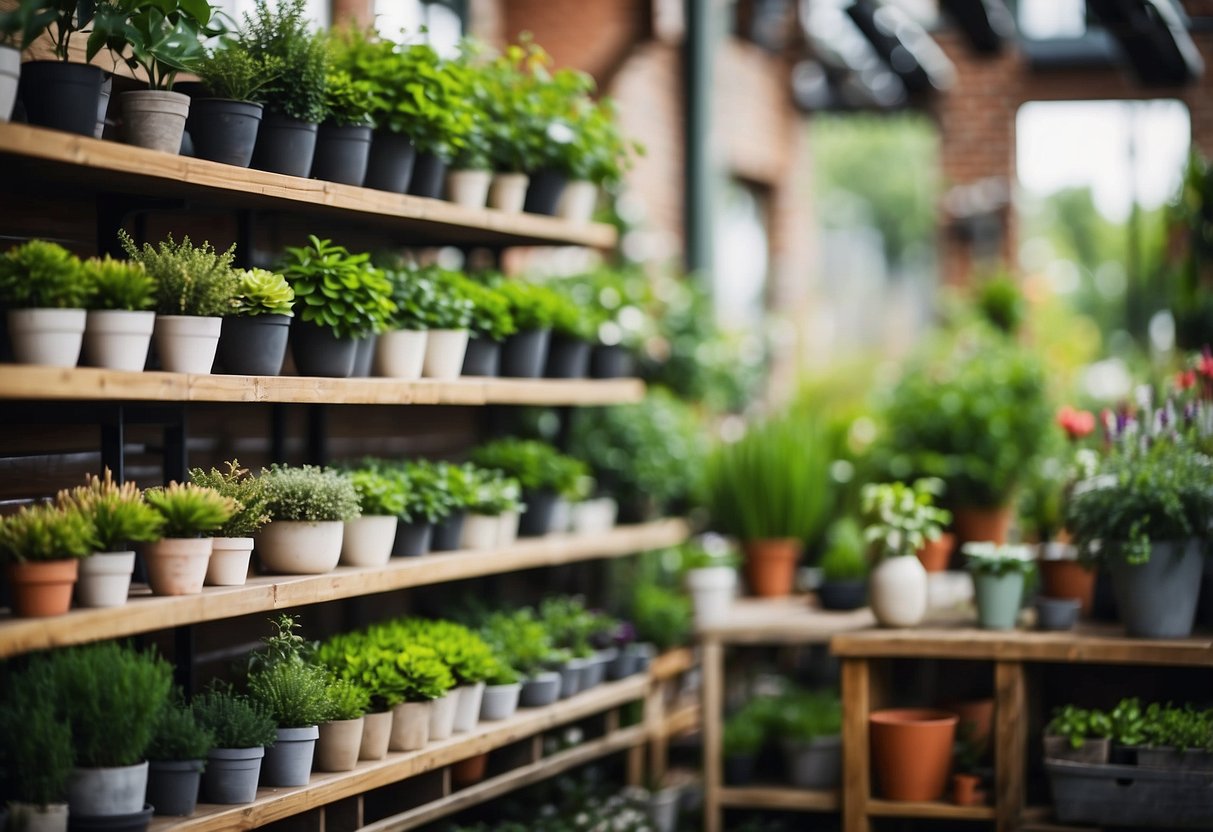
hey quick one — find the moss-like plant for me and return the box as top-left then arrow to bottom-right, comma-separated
279,236 -> 396,339
81,256 -> 157,312
260,464 -> 361,523
188,460 -> 271,538
143,482 -> 236,538
57,469 -> 164,552
237,0 -> 328,122
0,503 -> 93,563
248,660 -> 333,728
230,268 -> 294,317
119,231 -> 239,317
0,239 -> 87,309
192,687 -> 278,749
324,677 -> 370,722
196,37 -> 281,102
146,698 -> 214,761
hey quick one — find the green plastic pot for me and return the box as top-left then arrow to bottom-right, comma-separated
972,571 -> 1025,630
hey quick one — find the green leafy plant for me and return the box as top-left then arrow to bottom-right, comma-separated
861,479 -> 951,561
399,618 -> 501,686
230,268 -> 294,317
248,660 -> 333,728
251,614 -> 313,669
144,482 -> 236,538
631,581 -> 691,651
195,37 -> 281,101
43,0 -> 105,61
188,460 -> 271,537
465,469 -> 523,516
347,468 -> 406,517
0,0 -> 57,51
480,609 -> 559,678
386,460 -> 456,524
324,677 -> 370,722
0,239 -> 86,309
119,231 -> 239,318
0,502 -> 93,563
260,464 -> 361,523
962,542 -> 1037,576
81,255 -> 157,311
0,681 -> 73,807
56,469 -> 164,552
495,280 -> 560,331
99,0 -> 215,91
192,687 -> 278,749
1110,698 -> 1148,747
237,0 -> 328,122
771,689 -> 842,742
146,698 -> 214,761
722,709 -> 765,758
1142,702 -> 1213,751
538,597 -> 599,659
471,439 -> 588,498
382,264 -> 473,331
279,236 -> 396,339
447,273 -> 515,342
819,517 -> 868,581
323,68 -> 375,127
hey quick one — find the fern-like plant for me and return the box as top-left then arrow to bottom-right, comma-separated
230,268 -> 294,317
196,38 -> 281,102
143,482 -> 236,538
119,231 -> 239,317
248,660 -> 334,728
192,687 -> 278,749
81,256 -> 157,311
57,469 -> 164,552
188,460 -> 271,537
237,0 -> 328,123
0,239 -> 87,309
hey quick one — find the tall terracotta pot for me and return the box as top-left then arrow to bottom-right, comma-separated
742,538 -> 800,597
870,709 -> 958,801
917,532 -> 955,572
951,505 -> 1012,545
1039,558 -> 1096,617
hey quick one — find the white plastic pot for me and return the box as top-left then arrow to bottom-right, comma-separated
571,497 -> 618,535
0,45 -> 19,122
446,169 -> 492,208
428,693 -> 458,741
154,314 -> 221,374
83,309 -> 154,371
452,682 -> 486,733
549,498 -> 573,534
257,520 -> 344,574
122,90 -> 189,154
75,550 -> 135,608
497,511 -> 520,547
340,515 -> 398,567
488,172 -> 529,213
68,761 -> 148,816
686,566 -> 737,629
374,328 -> 428,379
870,556 -> 929,628
421,328 -> 470,380
461,513 -> 499,550
206,537 -> 254,586
7,308 -> 86,367
480,683 -> 522,721
389,700 -> 431,752
556,180 -> 598,223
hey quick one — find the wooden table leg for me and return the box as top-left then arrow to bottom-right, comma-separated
995,661 -> 1027,832
702,639 -> 723,832
841,657 -> 871,832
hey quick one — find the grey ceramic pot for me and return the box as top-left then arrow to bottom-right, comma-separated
1107,540 -> 1204,638
203,747 -> 263,804
146,759 -> 203,817
1036,596 -> 1081,631
260,725 -> 319,788
520,671 -> 562,707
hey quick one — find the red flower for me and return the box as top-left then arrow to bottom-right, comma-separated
1177,370 -> 1197,390
1199,353 -> 1213,380
1057,405 -> 1096,440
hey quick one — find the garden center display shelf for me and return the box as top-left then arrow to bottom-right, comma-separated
0,519 -> 688,659
0,365 -> 646,406
0,123 -> 618,249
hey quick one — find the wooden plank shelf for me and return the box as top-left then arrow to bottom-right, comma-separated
0,123 -> 618,249
147,675 -> 649,832
718,786 -> 840,812
0,365 -> 645,406
697,596 -> 876,644
0,520 -> 689,659
866,798 -> 997,820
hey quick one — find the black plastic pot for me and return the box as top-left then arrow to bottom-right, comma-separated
544,334 -> 592,379
217,314 -> 290,376
1035,596 -> 1080,631
724,754 -> 758,786
616,494 -> 658,525
311,122 -> 372,186
431,511 -> 466,551
351,333 -> 377,378
523,168 -> 568,215
364,130 -> 416,193
392,521 -> 432,557
590,344 -> 635,378
519,489 -> 559,537
188,99 -> 262,167
817,580 -> 868,611
461,337 -> 501,377
290,319 -> 357,378
252,113 -> 318,178
20,61 -> 104,136
68,804 -> 153,832
407,151 -> 447,198
146,760 -> 203,817
500,328 -> 551,378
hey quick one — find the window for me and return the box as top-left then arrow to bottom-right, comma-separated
1017,0 -> 1087,40
211,0 -> 330,30
374,0 -> 464,56
713,180 -> 771,331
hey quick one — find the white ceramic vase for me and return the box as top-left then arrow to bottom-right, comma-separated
869,556 -> 929,628
686,567 -> 737,629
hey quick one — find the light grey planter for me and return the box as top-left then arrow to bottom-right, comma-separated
146,759 -> 203,816
204,747 -> 263,804
607,648 -> 638,681
479,683 -> 521,721
581,648 -> 614,689
452,682 -> 486,733
559,658 -> 590,699
649,786 -> 681,832
68,761 -> 149,816
782,735 -> 842,789
1108,540 -> 1204,638
260,726 -> 318,787
628,642 -> 657,674
520,671 -> 561,707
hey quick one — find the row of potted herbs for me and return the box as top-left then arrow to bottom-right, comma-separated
0,1 -> 637,221
721,688 -> 842,791
0,236 -> 636,380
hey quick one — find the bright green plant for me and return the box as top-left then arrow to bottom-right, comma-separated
722,709 -> 765,758
772,689 -> 842,742
819,517 -> 868,581
495,280 -> 560,331
191,687 -> 278,749
119,231 -> 239,318
383,265 -> 473,331
962,542 -> 1037,576
319,625 -> 455,704
448,273 -> 515,342
0,503 -> 93,563
465,469 -> 523,516
375,460 -> 456,524
538,596 -> 598,659
195,37 -> 281,101
1143,702 -> 1213,751
678,541 -> 741,572
237,0 -> 328,122
249,614 -> 313,670
631,581 -> 691,651
0,682 -> 73,807
248,660 -> 333,728
259,464 -> 361,523
1110,698 -> 1148,747
144,482 -> 236,538
0,0 -> 56,51
56,469 -> 164,552
348,468 -> 406,517
471,439 -> 588,498
473,40 -> 550,173
398,618 -> 500,686
99,0 -> 215,90
146,698 -> 214,761
861,479 -> 951,561
324,677 -> 370,722
976,273 -> 1026,336
548,291 -> 598,342
231,268 -> 294,317
0,239 -> 86,309
323,68 -> 375,127
480,609 -> 559,677
188,460 -> 271,538
81,255 -> 157,311
279,236 -> 396,339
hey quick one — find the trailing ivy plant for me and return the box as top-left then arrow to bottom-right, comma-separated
237,0 -> 328,122
279,236 -> 396,339
119,231 -> 239,317
0,239 -> 87,309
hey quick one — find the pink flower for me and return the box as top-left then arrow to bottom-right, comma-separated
1057,406 -> 1096,440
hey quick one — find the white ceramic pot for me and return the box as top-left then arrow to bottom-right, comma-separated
549,498 -> 573,534
154,315 -> 221,374
257,520 -> 344,574
144,537 -> 212,595
374,328 -> 428,379
557,180 -> 598,223
68,761 -> 148,816
428,693 -> 458,741
870,556 -> 929,628
206,537 -> 254,586
497,511 -> 520,547
0,45 -> 18,122
389,700 -> 431,752
460,513 -> 499,550
122,90 -> 190,154
452,682 -> 486,733
571,497 -> 618,535
7,803 -> 68,832
83,309 -> 155,371
421,328 -> 470,380
7,308 -> 86,367
1039,541 -> 1078,561
488,172 -> 529,213
686,566 -> 737,629
480,683 -> 521,721
446,169 -> 492,208
75,550 -> 135,608
359,710 -> 392,760
315,717 -> 364,772
340,515 -> 398,567
649,786 -> 681,832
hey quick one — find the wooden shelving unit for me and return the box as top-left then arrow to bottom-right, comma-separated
717,786 -> 839,811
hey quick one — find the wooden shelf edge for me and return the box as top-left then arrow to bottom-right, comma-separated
148,676 -> 649,832
866,798 -> 996,820
0,123 -> 618,249
649,646 -> 696,680
658,703 -> 701,739
717,786 -> 839,812
0,520 -> 690,659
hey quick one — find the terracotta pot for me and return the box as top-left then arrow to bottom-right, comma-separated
953,773 -> 983,806
947,698 -> 994,756
315,717 -> 364,772
917,532 -> 955,572
951,505 -> 1013,545
389,701 -> 431,752
359,710 -> 392,761
742,538 -> 800,597
870,708 -> 958,801
451,753 -> 489,787
7,558 -> 79,617
1039,558 -> 1096,617
144,537 -> 212,595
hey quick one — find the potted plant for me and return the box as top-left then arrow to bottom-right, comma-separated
863,479 -> 951,628
57,470 -> 163,608
0,690 -> 73,832
308,67 -> 375,186
399,48 -> 471,199
1043,705 -> 1112,764
680,541 -> 739,629
0,1 -> 54,122
0,502 -> 91,617
383,640 -> 455,752
404,618 -> 498,735
631,581 -> 691,658
240,0 -> 329,177
522,66 -> 596,216
17,0 -> 107,135
278,236 -> 396,378
962,542 -> 1035,630
480,43 -> 546,213
445,94 -> 493,207
952,725 -> 985,807
381,461 -> 454,556
257,464 -> 360,573
427,462 -> 471,551
375,264 -> 434,379
191,687 -> 277,804
481,609 -> 564,708
452,273 -> 515,376
703,414 -> 832,598
0,239 -> 88,366
556,97 -> 638,223
539,596 -> 603,698
418,267 -> 475,379
722,709 -> 764,786
1138,702 -> 1213,771
119,231 -> 239,374
314,629 -> 416,761
215,268 -> 295,376
817,517 -> 869,611
145,699 -> 214,817
870,708 -> 958,801
470,438 -> 588,537
544,289 -> 597,378
142,481 -> 235,595
461,471 -> 522,549
776,690 -> 843,789
495,280 -> 558,378
314,677 -> 370,773
479,662 -> 522,722
189,460 -> 270,586
79,255 -> 157,371
192,38 -> 279,167
341,468 -> 403,567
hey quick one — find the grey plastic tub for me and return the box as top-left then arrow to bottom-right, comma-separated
1046,759 -> 1213,828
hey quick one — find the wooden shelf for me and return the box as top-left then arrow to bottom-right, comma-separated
0,520 -> 689,659
148,675 -> 649,832
866,798 -> 997,820
0,123 -> 617,249
649,645 -> 697,680
0,365 -> 645,406
697,596 -> 876,644
718,786 -> 840,812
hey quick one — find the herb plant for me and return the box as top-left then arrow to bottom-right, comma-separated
56,469 -> 164,552
196,37 -> 281,101
146,699 -> 214,761
1110,698 -> 1148,747
819,517 -> 868,581
448,273 -> 515,342
192,687 -> 278,749
398,618 -> 500,686
861,479 -> 951,561
470,439 -> 588,497
347,468 -> 406,517
1142,702 -> 1213,751
383,264 -> 473,331
144,482 -> 236,537
962,542 -> 1037,576
0,239 -> 86,309
119,231 -> 239,317
237,0 -> 328,122
323,68 -> 375,127
260,464 -> 361,523
230,268 -> 294,317
248,660 -> 333,728
0,503 -> 93,563
538,597 -> 598,659
81,256 -> 157,311
279,236 -> 396,339
189,460 -> 271,537
324,677 -> 370,722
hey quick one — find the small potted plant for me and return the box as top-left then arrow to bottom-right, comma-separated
405,618 -> 498,735
544,289 -> 598,379
952,725 -> 985,806
17,0 -> 107,135
478,661 -> 523,722
862,479 -> 951,628
1043,705 -> 1112,764
681,539 -> 739,629
314,677 -> 370,773
451,274 -> 515,376
314,630 -> 410,761
192,38 -> 279,167
386,641 -> 456,752
1138,701 -> 1213,771
145,698 -> 214,817
538,596 -> 600,698
119,231 -> 239,374
0,679 -> 73,832
79,255 -> 157,371
383,461 -> 455,556
216,268 -> 295,376
310,67 -> 375,186
143,482 -> 235,595
418,267 -> 476,379
556,97 -> 639,223
0,502 -> 92,617
722,709 -> 765,786
459,470 -> 521,550
522,66 -> 595,215
777,690 -> 843,789
445,106 -> 493,207
480,44 -> 543,213
427,462 -> 472,551
481,609 -> 563,708
495,280 -> 558,378
0,0 -> 53,123
470,438 -> 589,537
257,464 -> 360,573
962,542 -> 1035,630
341,468 -> 404,567
400,49 -> 470,200
374,264 -> 434,379
816,517 -> 869,611
57,469 -> 163,608
631,581 -> 691,660
192,687 -> 278,804
189,460 -> 271,586
0,239 -> 88,366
